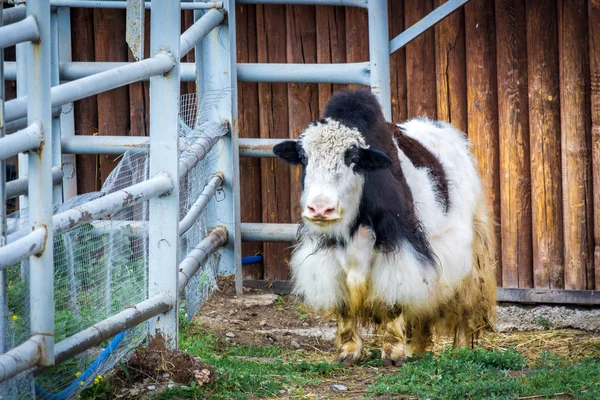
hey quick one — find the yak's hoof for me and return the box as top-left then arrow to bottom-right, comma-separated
382,356 -> 405,368
336,342 -> 362,365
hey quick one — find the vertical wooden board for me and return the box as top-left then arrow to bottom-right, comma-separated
590,0 -> 600,289
93,9 -> 131,185
495,0 -> 532,289
257,4 -> 291,280
405,0 -> 437,119
464,0 -> 502,285
527,0 -> 564,289
434,0 -> 467,132
559,0 -> 594,290
389,0 -> 407,123
316,5 -> 346,114
345,6 -> 369,91
237,3 -> 264,279
128,45 -> 147,138
287,5 -> 318,222
72,8 -> 99,194
182,10 -> 196,96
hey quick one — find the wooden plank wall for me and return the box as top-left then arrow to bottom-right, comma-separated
4,1 -> 596,291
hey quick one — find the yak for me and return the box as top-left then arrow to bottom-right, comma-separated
273,89 -> 497,366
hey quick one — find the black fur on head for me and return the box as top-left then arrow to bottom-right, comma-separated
322,88 -> 385,135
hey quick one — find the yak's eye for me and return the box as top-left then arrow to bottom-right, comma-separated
344,145 -> 360,167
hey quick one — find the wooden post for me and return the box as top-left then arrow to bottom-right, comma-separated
589,0 -> 600,290
316,5 -> 346,114
286,5 -> 318,222
495,0 -> 532,289
405,0 -> 437,119
72,8 -> 99,194
93,9 -> 131,184
464,0 -> 501,285
389,0 -> 407,123
527,0 -> 564,289
237,3 -> 264,279
257,4 -> 292,280
559,0 -> 594,290
434,0 -> 466,132
345,6 -> 369,92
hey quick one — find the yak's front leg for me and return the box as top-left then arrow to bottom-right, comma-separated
334,311 -> 363,365
381,313 -> 407,367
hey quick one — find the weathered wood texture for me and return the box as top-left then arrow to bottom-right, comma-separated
464,0 -> 502,285
589,0 -> 600,290
495,0 -> 532,288
559,0 -> 594,290
237,3 -> 264,279
434,0 -> 467,132
405,0 -> 437,119
256,4 -> 292,280
69,2 -> 600,292
527,0 -> 564,289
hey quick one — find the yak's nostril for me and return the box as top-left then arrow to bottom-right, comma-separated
322,207 -> 335,216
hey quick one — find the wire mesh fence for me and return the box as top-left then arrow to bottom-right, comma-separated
0,91 -> 228,399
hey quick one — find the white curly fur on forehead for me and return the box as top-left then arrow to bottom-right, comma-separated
298,118 -> 368,170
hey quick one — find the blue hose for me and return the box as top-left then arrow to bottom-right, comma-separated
242,255 -> 263,265
34,329 -> 130,400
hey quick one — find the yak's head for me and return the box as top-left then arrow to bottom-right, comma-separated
273,118 -> 392,239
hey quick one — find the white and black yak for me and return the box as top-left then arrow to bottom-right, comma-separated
272,89 -> 497,366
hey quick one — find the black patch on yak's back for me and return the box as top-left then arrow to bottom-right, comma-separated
321,89 -> 437,265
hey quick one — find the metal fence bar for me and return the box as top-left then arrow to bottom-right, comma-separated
179,173 -> 223,235
237,62 -> 371,84
178,227 -> 228,293
180,8 -> 224,58
239,138 -> 287,157
148,0 -> 181,350
51,293 -> 172,366
241,222 -> 298,242
179,133 -> 224,180
0,15 -> 40,49
367,0 -> 391,121
0,123 -> 43,161
26,0 -> 54,367
48,0 -> 224,9
0,335 -> 45,383
57,6 -> 78,200
6,166 -> 63,199
389,0 -> 469,55
236,0 -> 367,7
4,106 -> 61,134
62,135 -> 149,154
0,1 -> 7,366
4,54 -> 174,123
1,5 -> 26,25
50,10 -> 63,204
0,228 -> 47,270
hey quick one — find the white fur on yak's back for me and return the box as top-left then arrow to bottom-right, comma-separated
290,115 -> 497,335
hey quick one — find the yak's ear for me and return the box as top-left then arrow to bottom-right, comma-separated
355,148 -> 392,171
273,140 -> 302,165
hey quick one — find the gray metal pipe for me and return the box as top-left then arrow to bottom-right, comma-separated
5,106 -> 61,134
0,227 -> 46,271
178,226 -> 228,294
179,133 -> 225,180
239,138 -> 289,158
48,1 -> 224,10
179,174 -> 223,236
61,135 -> 149,154
180,9 -> 224,59
6,166 -> 64,199
0,15 -> 39,49
0,335 -> 44,383
237,62 -> 371,85
4,54 -> 174,123
241,223 -> 298,242
1,6 -> 26,26
389,0 -> 469,55
51,293 -> 172,366
0,123 -> 43,161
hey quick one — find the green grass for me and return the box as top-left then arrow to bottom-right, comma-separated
149,326 -> 600,400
